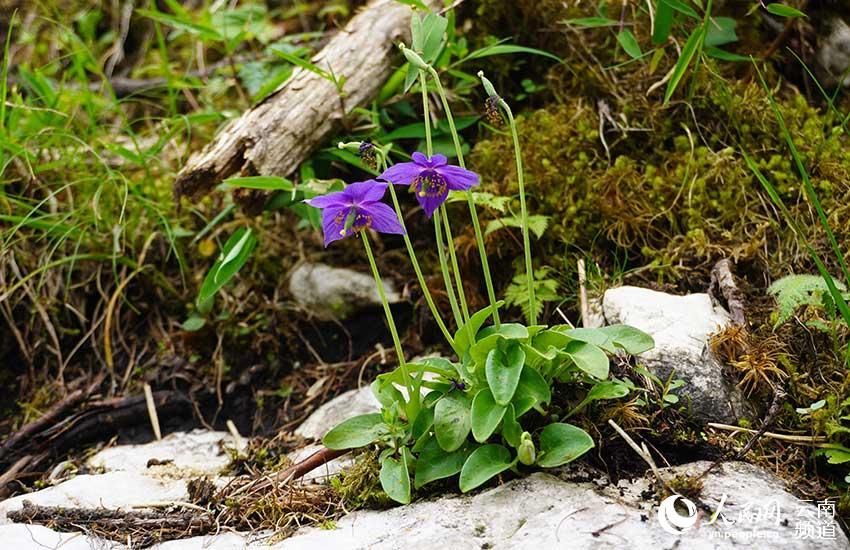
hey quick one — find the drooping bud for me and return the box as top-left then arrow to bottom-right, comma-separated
477,71 -> 499,98
400,43 -> 429,70
338,141 -> 363,153
517,432 -> 536,465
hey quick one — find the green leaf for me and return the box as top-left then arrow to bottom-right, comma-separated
222,175 -> 294,191
453,301 -> 504,357
197,227 -> 257,305
566,325 -> 654,355
460,44 -> 561,64
663,24 -> 705,104
380,453 -> 411,504
704,46 -> 749,62
371,377 -> 406,410
434,393 -> 471,452
181,315 -> 206,332
617,30 -> 642,59
411,404 -> 435,441
653,1 -> 674,44
412,12 -> 448,64
484,214 -> 549,239
414,438 -> 473,489
564,340 -> 610,379
564,17 -> 619,28
501,405 -> 523,448
704,17 -> 737,47
486,345 -> 525,406
137,8 -> 222,41
568,380 -> 630,417
765,3 -> 806,18
512,366 -> 551,416
537,423 -> 595,468
459,444 -> 513,492
322,413 -> 387,450
478,323 -> 529,341
768,274 -> 846,326
662,0 -> 700,19
471,389 -> 507,443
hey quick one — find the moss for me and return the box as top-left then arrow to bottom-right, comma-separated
470,75 -> 850,288
331,450 -> 393,509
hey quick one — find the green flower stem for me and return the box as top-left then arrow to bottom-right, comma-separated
439,204 -> 471,325
499,97 -> 536,325
427,66 -> 500,328
384,173 -> 454,346
420,69 -> 462,328
434,208 -> 464,326
360,232 -> 418,416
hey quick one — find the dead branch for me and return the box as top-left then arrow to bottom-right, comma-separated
173,0 -> 439,202
710,258 -> 747,326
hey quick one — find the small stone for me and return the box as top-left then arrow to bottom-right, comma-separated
295,386 -> 380,441
289,262 -> 401,320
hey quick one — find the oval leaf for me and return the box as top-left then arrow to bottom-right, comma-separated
512,366 -> 551,417
459,444 -> 513,493
766,3 -> 806,18
617,30 -> 642,59
471,389 -> 507,443
564,340 -> 610,380
486,344 -> 525,406
434,393 -> 471,452
414,438 -> 474,489
537,423 -> 595,468
380,454 -> 411,504
322,413 -> 387,450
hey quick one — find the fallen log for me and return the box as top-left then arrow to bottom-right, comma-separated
174,0 -> 439,201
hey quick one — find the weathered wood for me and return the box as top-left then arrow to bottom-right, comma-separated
174,0 -> 439,201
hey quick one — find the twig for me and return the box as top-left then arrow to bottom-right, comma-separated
577,259 -> 590,327
607,419 -> 671,492
143,383 -> 162,441
709,258 -> 747,325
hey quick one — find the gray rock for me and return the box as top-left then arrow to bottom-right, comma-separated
295,386 -> 380,441
289,262 -> 400,319
274,461 -> 848,550
817,17 -> 850,87
598,286 -> 750,423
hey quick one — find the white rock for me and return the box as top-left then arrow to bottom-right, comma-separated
0,523 -> 112,549
600,286 -> 749,422
289,262 -> 400,319
295,386 -> 379,441
273,461 -> 847,550
0,471 -> 188,523
88,430 -> 236,476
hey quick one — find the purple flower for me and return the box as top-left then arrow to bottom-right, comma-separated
305,180 -> 405,247
380,153 -> 479,218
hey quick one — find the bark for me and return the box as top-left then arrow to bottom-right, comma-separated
174,0 -> 439,201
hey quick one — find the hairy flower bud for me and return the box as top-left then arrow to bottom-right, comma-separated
359,140 -> 378,169
400,43 -> 429,70
517,432 -> 536,465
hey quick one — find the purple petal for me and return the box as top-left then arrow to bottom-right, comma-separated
411,152 -> 429,165
306,190 -> 347,209
416,186 -> 449,219
380,161 -> 423,187
344,180 -> 388,204
436,165 -> 480,191
363,202 -> 406,235
321,206 -> 350,247
429,154 -> 448,167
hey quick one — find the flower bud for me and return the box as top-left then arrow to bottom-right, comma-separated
338,141 -> 363,153
400,43 -> 430,70
477,71 -> 498,98
517,432 -> 536,465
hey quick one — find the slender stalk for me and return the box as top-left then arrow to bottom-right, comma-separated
420,69 -> 462,328
385,174 -> 454,346
361,233 -> 416,414
499,98 -> 536,325
434,208 -> 463,326
427,67 -> 500,327
439,205 -> 471,324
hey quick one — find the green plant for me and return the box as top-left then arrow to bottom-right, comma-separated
304,9 -> 655,504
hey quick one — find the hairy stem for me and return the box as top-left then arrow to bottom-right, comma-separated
427,66 -> 500,328
500,98 -> 536,325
